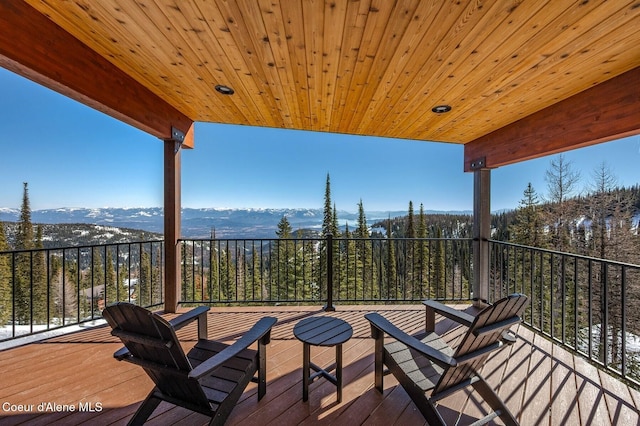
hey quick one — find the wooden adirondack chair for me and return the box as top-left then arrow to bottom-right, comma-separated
365,293 -> 529,426
102,303 -> 277,425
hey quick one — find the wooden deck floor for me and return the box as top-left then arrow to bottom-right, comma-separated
1,305 -> 640,425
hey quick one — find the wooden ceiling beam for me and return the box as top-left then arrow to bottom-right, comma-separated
464,67 -> 640,172
0,1 -> 194,147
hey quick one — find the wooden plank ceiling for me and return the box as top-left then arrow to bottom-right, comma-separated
4,0 -> 640,169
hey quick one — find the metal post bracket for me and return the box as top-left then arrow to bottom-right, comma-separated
470,157 -> 486,170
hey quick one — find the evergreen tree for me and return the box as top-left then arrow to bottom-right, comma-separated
340,222 -> 358,300
354,200 -> 374,299
218,242 -> 236,301
0,221 -> 11,325
151,244 -> 163,305
234,243 -> 246,303
405,201 -> 416,297
302,236 -> 318,300
60,257 -> 79,324
417,203 -> 430,298
104,248 -> 119,304
88,247 -> 106,313
208,230 -> 220,302
274,215 -> 296,300
510,183 -> 545,247
331,203 -> 340,238
248,246 -> 264,301
15,183 -> 34,324
322,173 -> 333,238
181,242 -> 195,302
406,201 -> 415,238
31,225 -> 48,323
139,249 -> 152,306
386,216 -> 397,299
431,226 -> 446,298
319,174 -> 335,303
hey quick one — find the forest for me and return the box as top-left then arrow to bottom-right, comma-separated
2,158 -> 640,382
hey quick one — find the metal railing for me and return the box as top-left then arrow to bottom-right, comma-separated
489,240 -> 640,386
3,234 -> 640,389
179,236 -> 473,306
0,240 -> 164,343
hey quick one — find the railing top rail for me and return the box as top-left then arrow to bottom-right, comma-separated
489,239 -> 640,269
179,237 -> 473,242
0,239 -> 165,255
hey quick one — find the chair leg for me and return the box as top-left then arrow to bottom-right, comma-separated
128,390 -> 162,426
257,339 -> 267,400
372,329 -> 384,393
471,375 -> 519,426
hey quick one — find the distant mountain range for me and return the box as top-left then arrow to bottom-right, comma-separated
0,207 -> 473,238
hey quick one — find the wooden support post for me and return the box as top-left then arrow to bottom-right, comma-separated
164,139 -> 182,313
473,168 -> 491,306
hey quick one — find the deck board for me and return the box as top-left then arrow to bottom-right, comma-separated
1,304 -> 639,425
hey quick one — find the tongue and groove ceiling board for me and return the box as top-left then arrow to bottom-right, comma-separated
3,0 -> 640,169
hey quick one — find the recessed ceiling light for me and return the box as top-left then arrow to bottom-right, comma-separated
432,105 -> 452,113
215,84 -> 234,95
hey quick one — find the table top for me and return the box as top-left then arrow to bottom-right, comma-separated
293,316 -> 353,346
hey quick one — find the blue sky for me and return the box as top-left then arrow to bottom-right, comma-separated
1,67 -> 639,214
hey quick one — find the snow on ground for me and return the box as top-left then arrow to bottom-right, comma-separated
0,319 -> 107,350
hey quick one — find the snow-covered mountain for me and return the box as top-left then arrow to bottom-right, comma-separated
0,207 -> 450,238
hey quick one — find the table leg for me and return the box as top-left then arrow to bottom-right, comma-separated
303,342 -> 310,402
336,343 -> 343,403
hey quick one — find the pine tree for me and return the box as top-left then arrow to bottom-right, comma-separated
234,242 -> 246,303
431,226 -> 446,298
88,246 -> 106,313
301,236 -> 318,301
417,203 -> 430,298
218,242 -> 236,301
60,257 -> 79,324
0,221 -> 11,325
151,244 -> 163,305
32,225 -> 48,323
510,183 -> 545,247
275,215 -> 296,300
181,242 -> 195,302
405,201 -> 416,298
354,200 -> 374,299
104,248 -> 119,304
248,246 -> 264,301
319,173 -> 335,303
15,183 -> 34,324
341,222 -> 358,300
139,250 -> 152,306
386,216 -> 397,300
208,229 -> 220,302
322,174 -> 333,238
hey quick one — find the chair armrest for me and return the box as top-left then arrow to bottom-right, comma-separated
423,299 -> 475,332
365,313 -> 456,369
189,316 -> 277,380
113,346 -> 130,361
169,306 -> 210,330
169,306 -> 210,339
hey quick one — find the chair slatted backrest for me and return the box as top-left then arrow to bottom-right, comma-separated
103,303 -> 210,407
433,294 -> 529,395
